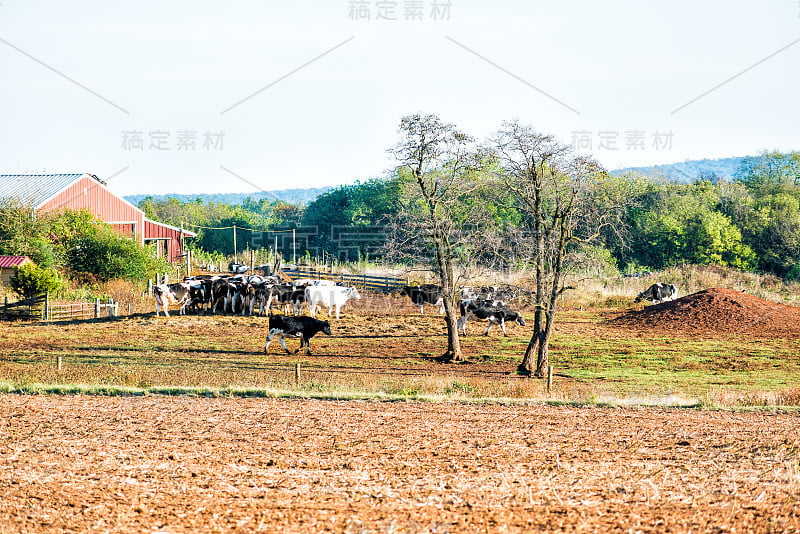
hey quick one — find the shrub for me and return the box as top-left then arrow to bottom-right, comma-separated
10,263 -> 62,299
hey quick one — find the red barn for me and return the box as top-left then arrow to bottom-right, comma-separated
0,173 -> 195,263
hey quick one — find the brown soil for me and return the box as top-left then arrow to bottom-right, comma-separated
608,288 -> 800,335
1,395 -> 799,533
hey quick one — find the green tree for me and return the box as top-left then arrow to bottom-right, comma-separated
10,262 -> 61,299
743,193 -> 800,278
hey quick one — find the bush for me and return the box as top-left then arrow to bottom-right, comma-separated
10,263 -> 61,299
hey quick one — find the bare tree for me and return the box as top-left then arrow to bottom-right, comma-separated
493,120 -> 627,377
387,113 -> 494,362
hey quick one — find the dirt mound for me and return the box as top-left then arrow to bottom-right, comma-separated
609,287 -> 800,335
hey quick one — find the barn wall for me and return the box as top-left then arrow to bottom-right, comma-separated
144,220 -> 187,263
38,175 -> 145,244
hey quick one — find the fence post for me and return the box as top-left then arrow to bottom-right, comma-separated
43,292 -> 50,321
108,298 -> 115,318
95,298 -> 100,319
250,250 -> 255,274
295,363 -> 300,385
547,366 -> 553,394
147,279 -> 153,297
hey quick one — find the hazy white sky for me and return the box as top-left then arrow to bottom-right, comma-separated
1,1 -> 799,195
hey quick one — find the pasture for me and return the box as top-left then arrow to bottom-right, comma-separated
1,294 -> 800,532
1,294 -> 799,404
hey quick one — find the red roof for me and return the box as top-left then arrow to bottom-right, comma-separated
0,256 -> 33,268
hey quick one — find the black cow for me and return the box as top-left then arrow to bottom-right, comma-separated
400,284 -> 444,314
265,315 -> 332,355
634,283 -> 678,304
458,299 -> 526,336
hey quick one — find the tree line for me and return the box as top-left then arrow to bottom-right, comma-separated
139,150 -> 800,282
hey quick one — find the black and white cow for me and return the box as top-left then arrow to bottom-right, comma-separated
400,284 -> 444,314
457,299 -> 526,336
265,284 -> 306,316
264,315 -> 332,355
154,282 -> 192,317
634,283 -> 678,304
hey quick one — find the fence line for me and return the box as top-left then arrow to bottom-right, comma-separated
1,293 -> 120,322
282,268 -> 406,294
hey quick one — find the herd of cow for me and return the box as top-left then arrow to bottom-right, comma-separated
153,274 -> 361,319
152,274 -> 678,355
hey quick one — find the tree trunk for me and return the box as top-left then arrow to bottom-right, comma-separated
434,223 -> 463,362
442,299 -> 463,361
535,312 -> 555,377
518,336 -> 537,375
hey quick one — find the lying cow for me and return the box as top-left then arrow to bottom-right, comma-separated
458,299 -> 526,336
265,315 -> 331,355
634,283 -> 678,304
154,282 -> 192,317
306,286 -> 361,319
400,284 -> 444,314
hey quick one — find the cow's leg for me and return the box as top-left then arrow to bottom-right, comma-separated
418,302 -> 424,314
303,336 -> 312,355
458,315 -> 467,335
278,335 -> 292,355
435,298 -> 444,315
155,297 -> 161,317
334,305 -> 340,320
264,331 -> 276,354
484,322 -> 492,336
308,302 -> 316,318
294,334 -> 305,354
500,318 -> 508,336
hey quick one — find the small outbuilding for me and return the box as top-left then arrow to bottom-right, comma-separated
0,256 -> 33,287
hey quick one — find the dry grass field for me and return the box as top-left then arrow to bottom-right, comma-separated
1,396 -> 798,533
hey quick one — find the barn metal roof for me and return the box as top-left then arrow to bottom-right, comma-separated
0,174 -> 105,207
0,256 -> 33,268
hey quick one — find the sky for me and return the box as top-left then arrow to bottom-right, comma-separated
1,1 -> 799,196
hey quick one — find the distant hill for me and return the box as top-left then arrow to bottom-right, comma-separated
124,186 -> 332,206
612,156 -> 747,182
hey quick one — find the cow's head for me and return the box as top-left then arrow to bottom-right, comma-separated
633,291 -> 646,303
348,287 -> 362,300
321,321 -> 332,336
515,314 -> 526,327
399,286 -> 412,297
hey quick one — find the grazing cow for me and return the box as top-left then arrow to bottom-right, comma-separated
634,283 -> 678,304
400,284 -> 444,314
458,299 -> 526,336
305,286 -> 361,319
265,315 -> 331,355
154,283 -> 192,317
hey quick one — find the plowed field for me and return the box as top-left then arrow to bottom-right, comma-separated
1,395 -> 798,533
